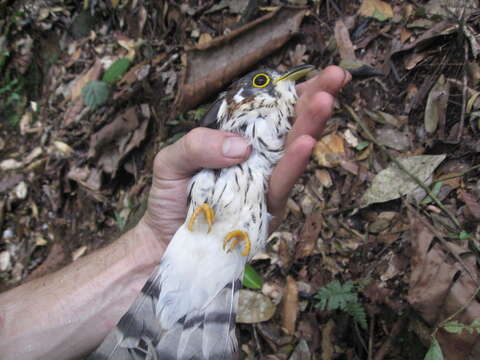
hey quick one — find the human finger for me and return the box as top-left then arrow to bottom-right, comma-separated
153,127 -> 251,181
287,91 -> 335,146
296,65 -> 351,99
268,135 -> 316,218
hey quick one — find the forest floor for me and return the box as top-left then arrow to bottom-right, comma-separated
1,0 -> 480,359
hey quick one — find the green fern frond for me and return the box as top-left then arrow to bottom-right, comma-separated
314,280 -> 357,311
345,301 -> 367,329
314,279 -> 368,330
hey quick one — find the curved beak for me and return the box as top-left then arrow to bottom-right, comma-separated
273,64 -> 314,85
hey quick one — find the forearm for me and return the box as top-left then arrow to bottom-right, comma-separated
0,221 -> 165,360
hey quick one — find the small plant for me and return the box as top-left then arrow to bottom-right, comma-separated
314,279 -> 368,330
81,58 -> 131,109
424,318 -> 480,360
0,76 -> 27,125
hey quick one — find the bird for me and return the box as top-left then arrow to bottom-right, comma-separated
88,64 -> 314,360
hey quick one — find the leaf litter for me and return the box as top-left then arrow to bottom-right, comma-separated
0,1 -> 479,359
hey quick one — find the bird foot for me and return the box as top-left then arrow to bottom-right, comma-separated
223,230 -> 250,257
187,203 -> 215,233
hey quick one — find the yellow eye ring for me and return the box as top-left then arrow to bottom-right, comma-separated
252,73 -> 270,88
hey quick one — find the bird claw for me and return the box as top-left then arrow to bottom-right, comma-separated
223,230 -> 250,257
188,203 -> 215,233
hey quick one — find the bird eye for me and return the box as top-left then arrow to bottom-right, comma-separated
252,73 -> 270,88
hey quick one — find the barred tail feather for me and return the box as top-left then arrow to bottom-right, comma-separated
88,270 -> 164,360
88,224 -> 244,360
174,278 -> 241,359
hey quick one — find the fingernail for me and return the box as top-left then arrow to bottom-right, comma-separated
343,68 -> 352,85
222,136 -> 249,158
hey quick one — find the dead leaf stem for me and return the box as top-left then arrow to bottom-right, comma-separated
344,104 -> 461,229
368,314 -> 375,360
456,42 -> 468,142
433,164 -> 480,183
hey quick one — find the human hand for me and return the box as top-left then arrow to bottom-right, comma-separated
140,66 -> 351,248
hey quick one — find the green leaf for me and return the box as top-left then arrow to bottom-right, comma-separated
356,141 -> 369,151
458,231 -> 471,240
102,58 -> 131,84
345,301 -> 367,329
443,320 -> 466,334
421,181 -> 443,205
424,337 -> 443,360
470,318 -> 480,333
243,264 -> 263,290
81,80 -> 110,109
372,8 -> 387,22
314,280 -> 357,311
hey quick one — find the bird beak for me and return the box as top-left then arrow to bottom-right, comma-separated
273,64 -> 315,85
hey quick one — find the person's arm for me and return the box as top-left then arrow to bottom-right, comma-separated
0,223 -> 163,359
0,66 -> 350,360
0,130 -> 252,360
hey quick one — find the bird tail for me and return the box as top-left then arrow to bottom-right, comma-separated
87,270 -> 165,360
88,225 -> 244,360
156,278 -> 241,359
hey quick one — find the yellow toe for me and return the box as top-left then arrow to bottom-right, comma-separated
223,230 -> 250,256
187,203 -> 215,232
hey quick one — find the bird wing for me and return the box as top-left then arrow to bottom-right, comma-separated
88,224 -> 245,360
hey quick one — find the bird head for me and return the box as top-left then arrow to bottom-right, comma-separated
201,65 -> 314,135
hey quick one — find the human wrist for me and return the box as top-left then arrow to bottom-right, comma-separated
128,218 -> 167,267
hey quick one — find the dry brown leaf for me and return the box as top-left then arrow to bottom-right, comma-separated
321,320 -> 335,360
400,28 -> 412,43
459,190 -> 480,220
361,155 -> 446,207
0,173 -> 24,193
375,127 -> 410,151
89,108 -> 140,158
404,53 -> 427,70
62,98 -> 87,127
288,339 -> 311,360
313,133 -> 345,168
0,159 -> 23,171
408,214 -> 480,359
356,143 -> 373,161
334,19 -> 355,63
67,166 -> 103,192
391,20 -> 457,56
237,289 -> 276,324
89,107 -> 149,177
358,0 -> 393,20
282,276 -> 298,335
315,169 -> 333,188
175,7 -> 306,111
197,33 -> 213,48
69,60 -> 103,100
296,211 -> 323,260
438,172 -> 462,189
425,74 -> 450,135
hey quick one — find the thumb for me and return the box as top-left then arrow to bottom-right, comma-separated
153,127 -> 251,181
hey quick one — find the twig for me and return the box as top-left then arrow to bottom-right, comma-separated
433,164 -> 480,183
344,104 -> 461,229
368,314 -> 375,360
252,325 -> 263,357
456,42 -> 469,142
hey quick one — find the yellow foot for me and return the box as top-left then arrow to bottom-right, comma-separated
187,203 -> 215,233
223,230 -> 251,257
